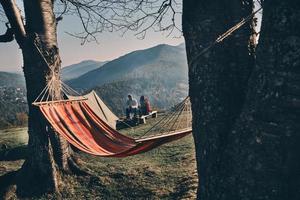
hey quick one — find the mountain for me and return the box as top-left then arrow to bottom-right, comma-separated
0,71 -> 25,88
61,60 -> 107,81
68,43 -> 188,115
68,43 -> 188,90
0,72 -> 27,129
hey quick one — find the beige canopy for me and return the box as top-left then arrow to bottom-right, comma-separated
68,90 -> 119,129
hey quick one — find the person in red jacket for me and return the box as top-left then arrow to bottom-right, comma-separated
139,96 -> 151,116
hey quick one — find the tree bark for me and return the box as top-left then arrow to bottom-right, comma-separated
184,0 -> 300,199
222,0 -> 300,199
2,0 -> 73,196
182,0 -> 254,199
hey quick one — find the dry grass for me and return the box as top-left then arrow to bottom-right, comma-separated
0,123 -> 197,199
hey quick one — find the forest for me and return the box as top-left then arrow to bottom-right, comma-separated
0,72 -> 27,129
0,0 -> 299,200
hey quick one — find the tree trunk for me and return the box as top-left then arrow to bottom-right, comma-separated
182,0 -> 254,199
15,0 -> 72,196
222,0 -> 300,199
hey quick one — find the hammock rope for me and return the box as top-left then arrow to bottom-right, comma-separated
137,97 -> 190,139
189,6 -> 262,66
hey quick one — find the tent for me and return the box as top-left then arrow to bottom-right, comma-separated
68,90 -> 119,129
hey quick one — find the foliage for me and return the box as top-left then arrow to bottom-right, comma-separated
94,77 -> 188,116
0,72 -> 27,129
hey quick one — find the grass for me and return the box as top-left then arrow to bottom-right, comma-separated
0,128 -> 28,177
0,121 -> 197,199
0,128 -> 28,149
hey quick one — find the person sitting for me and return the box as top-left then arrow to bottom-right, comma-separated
139,95 -> 151,116
126,94 -> 138,119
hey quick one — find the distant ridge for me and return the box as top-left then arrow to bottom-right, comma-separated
61,60 -> 107,81
0,71 -> 25,88
68,43 -> 187,90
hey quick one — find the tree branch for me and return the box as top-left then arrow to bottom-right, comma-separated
0,0 -> 26,46
0,32 -> 13,43
0,26 -> 14,42
62,0 -> 181,43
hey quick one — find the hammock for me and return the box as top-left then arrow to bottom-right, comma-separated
33,79 -> 192,157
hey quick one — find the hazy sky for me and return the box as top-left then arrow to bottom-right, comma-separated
0,0 -> 184,72
0,11 -> 184,72
0,1 -> 261,72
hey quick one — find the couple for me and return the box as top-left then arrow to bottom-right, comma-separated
126,94 -> 151,119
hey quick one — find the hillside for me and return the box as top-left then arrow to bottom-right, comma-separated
0,72 -> 27,129
61,60 -> 107,81
0,72 -> 25,88
68,44 -> 188,113
94,78 -> 188,115
68,44 -> 188,89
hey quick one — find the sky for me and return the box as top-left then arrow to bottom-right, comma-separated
0,1 -> 262,73
0,1 -> 184,72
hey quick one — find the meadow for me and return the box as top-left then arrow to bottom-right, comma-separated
0,121 -> 197,199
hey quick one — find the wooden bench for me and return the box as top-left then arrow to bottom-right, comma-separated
116,111 -> 158,129
139,111 -> 158,124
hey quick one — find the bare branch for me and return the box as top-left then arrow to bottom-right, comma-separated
0,7 -> 7,22
0,24 -> 14,42
55,0 -> 68,23
0,0 -> 26,46
60,0 -> 182,43
127,0 -> 182,39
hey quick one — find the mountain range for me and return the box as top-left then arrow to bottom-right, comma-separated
61,60 -> 107,81
68,43 -> 188,90
0,43 -> 188,126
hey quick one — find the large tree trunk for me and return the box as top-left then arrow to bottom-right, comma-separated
184,0 -> 300,199
0,0 -> 88,198
182,0 -> 254,199
14,0 -> 72,196
221,0 -> 300,199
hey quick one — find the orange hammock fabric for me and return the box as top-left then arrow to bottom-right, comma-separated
39,101 -> 192,157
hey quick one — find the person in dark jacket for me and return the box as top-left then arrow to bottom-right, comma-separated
126,94 -> 138,119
